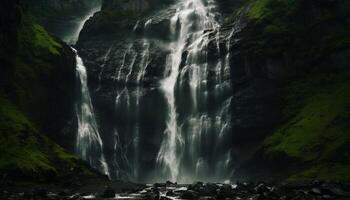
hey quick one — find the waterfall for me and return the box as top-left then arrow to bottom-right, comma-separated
72,0 -> 237,182
74,48 -> 110,177
156,0 -> 234,182
156,11 -> 185,181
62,1 -> 112,177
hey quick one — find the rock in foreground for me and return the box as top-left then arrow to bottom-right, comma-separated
1,181 -> 350,200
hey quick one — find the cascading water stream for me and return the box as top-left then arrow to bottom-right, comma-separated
67,1 -> 111,177
156,11 -> 185,181
70,0 -> 238,182
156,0 -> 230,182
74,49 -> 110,177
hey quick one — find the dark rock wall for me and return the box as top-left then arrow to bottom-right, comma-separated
223,0 -> 350,181
102,0 -> 174,12
22,0 -> 102,43
102,0 -> 150,11
0,0 -> 107,183
77,0 -> 350,181
22,0 -> 101,16
0,0 -> 21,93
77,6 -> 173,181
1,1 -> 78,153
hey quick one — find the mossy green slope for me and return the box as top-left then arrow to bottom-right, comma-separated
0,97 -> 55,176
0,9 -> 95,182
241,0 -> 350,181
0,97 -> 87,180
0,94 -> 97,181
263,72 -> 350,180
12,14 -> 63,111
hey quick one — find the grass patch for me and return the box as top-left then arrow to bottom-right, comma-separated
264,72 -> 350,161
32,24 -> 62,55
18,14 -> 62,57
0,96 -> 94,180
0,97 -> 57,177
53,145 -> 78,162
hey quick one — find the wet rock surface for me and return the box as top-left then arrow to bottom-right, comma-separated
74,0 -> 350,183
1,181 -> 350,200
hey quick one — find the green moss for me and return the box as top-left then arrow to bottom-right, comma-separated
261,71 -> 350,180
264,72 -> 350,161
32,24 -> 62,55
289,164 -> 350,181
237,0 -> 350,181
18,15 -> 62,57
248,0 -> 270,19
248,0 -> 296,21
0,97 -> 57,177
0,96 -> 96,180
53,144 -> 78,162
0,8 -> 98,182
12,14 -> 65,114
53,145 -> 95,177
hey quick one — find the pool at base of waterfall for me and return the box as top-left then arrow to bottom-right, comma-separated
2,181 -> 350,200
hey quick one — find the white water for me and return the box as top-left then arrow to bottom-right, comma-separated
69,0 -> 237,182
74,49 -> 110,177
157,0 -> 228,182
65,1 -> 112,177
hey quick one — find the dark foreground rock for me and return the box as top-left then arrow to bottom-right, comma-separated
1,181 -> 350,200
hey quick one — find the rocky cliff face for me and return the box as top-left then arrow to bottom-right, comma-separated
0,0 -> 106,183
76,0 -> 278,181
22,0 -> 101,43
102,0 -> 173,12
221,0 -> 350,181
77,0 -> 350,182
23,0 -> 101,16
0,0 -> 21,88
102,0 -> 150,11
77,5 -> 173,181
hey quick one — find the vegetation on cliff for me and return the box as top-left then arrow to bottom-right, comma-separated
1,0 -> 349,183
240,0 -> 350,180
0,4 -> 98,183
0,97 -> 93,181
264,71 -> 350,181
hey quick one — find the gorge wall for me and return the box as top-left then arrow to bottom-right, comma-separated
22,0 -> 102,44
1,0 -> 349,184
0,0 -> 106,184
77,0 -> 350,182
102,0 -> 174,11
